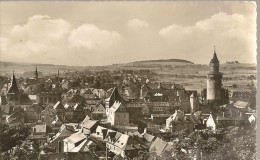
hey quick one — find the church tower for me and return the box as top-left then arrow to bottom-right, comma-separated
35,66 -> 39,82
207,47 -> 222,101
7,70 -> 20,102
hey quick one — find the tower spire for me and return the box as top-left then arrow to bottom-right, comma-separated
211,46 -> 219,63
35,66 -> 39,81
58,70 -> 60,82
8,69 -> 19,94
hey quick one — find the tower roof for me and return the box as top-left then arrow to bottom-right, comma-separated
210,46 -> 219,63
7,71 -> 19,94
35,66 -> 39,80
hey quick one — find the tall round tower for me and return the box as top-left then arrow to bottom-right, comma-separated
207,47 -> 222,101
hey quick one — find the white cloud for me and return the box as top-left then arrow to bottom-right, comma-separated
10,15 -> 71,42
1,15 -> 72,61
0,15 -> 122,65
68,24 -> 121,50
127,18 -> 149,30
160,12 -> 255,40
159,12 -> 256,63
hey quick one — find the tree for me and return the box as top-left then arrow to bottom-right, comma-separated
0,124 -> 31,152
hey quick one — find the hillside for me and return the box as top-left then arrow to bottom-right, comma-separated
0,61 -> 86,76
134,59 -> 194,64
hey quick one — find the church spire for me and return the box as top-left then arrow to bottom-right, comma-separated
7,70 -> 19,94
35,66 -> 39,81
57,70 -> 60,82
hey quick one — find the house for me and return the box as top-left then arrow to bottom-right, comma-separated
61,81 -> 71,90
248,113 -> 256,129
81,119 -> 99,134
73,103 -> 86,122
107,101 -> 129,126
151,114 -> 171,125
105,130 -> 147,159
144,94 -> 172,114
206,113 -> 246,132
50,124 -> 78,153
125,100 -> 143,121
29,124 -> 49,144
165,110 -> 194,133
40,106 -> 57,127
175,90 -> 192,113
140,82 -> 183,99
28,95 -> 37,103
63,131 -> 86,152
105,88 -> 125,119
206,113 -> 217,131
149,137 -> 174,157
36,91 -> 61,105
91,104 -> 106,120
92,89 -> 106,98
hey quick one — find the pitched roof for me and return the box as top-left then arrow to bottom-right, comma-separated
70,139 -> 93,152
82,115 -> 91,124
82,120 -> 98,130
232,101 -> 249,109
166,110 -> 185,122
64,104 -> 70,109
33,124 -> 47,133
64,132 -> 86,144
19,93 -> 32,105
110,101 -> 127,113
50,125 -> 76,143
53,101 -> 63,110
7,72 -> 19,95
92,104 -> 105,114
210,51 -> 219,63
143,133 -> 155,142
105,88 -> 125,107
149,137 -> 173,156
114,134 -> 129,150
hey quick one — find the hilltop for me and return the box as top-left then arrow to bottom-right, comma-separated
129,59 -> 194,66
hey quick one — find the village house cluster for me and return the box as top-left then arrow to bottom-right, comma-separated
0,49 -> 256,159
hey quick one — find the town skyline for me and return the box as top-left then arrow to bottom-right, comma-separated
0,1 -> 257,66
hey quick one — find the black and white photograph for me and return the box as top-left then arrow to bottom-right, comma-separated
0,1 -> 257,160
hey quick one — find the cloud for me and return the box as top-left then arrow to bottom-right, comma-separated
68,24 -> 121,50
1,15 -> 71,61
159,12 -> 256,63
159,13 -> 251,38
0,15 -> 122,65
10,15 -> 71,42
127,18 -> 149,30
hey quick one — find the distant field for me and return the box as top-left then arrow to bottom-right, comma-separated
152,63 -> 256,92
0,61 -> 256,93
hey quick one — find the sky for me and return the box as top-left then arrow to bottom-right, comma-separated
0,1 -> 257,66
